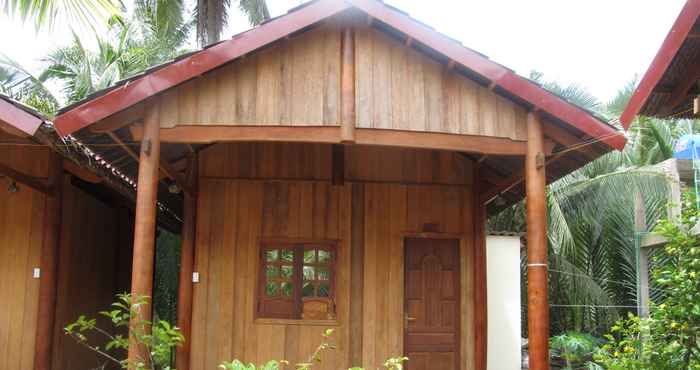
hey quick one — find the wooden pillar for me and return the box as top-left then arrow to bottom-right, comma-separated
525,112 -> 550,369
176,154 -> 198,370
128,103 -> 161,366
340,26 -> 356,143
473,165 -> 488,370
349,183 -> 365,365
33,153 -> 62,370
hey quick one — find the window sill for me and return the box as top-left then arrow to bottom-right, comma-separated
254,318 -> 340,326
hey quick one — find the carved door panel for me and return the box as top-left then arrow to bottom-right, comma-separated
404,238 -> 460,370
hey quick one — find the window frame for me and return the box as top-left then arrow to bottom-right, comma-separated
257,240 -> 337,320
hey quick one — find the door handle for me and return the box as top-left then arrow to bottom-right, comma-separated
404,314 -> 417,327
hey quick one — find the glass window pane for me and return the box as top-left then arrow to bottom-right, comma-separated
317,267 -> 330,281
303,266 -> 315,281
281,249 -> 294,262
304,250 -> 316,263
318,250 -> 331,263
318,282 -> 330,297
266,265 -> 279,279
281,282 -> 293,297
280,265 -> 293,278
265,282 -> 279,297
302,282 -> 315,297
265,249 -> 278,262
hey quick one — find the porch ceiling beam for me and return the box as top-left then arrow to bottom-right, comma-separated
130,125 -> 531,156
542,120 -> 598,159
106,131 -> 193,195
0,162 -> 51,194
89,104 -> 144,134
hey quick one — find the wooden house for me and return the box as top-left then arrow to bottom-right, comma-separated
49,1 -> 626,369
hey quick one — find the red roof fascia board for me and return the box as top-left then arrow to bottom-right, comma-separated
55,0 -> 624,150
347,0 -> 625,150
620,0 -> 700,128
0,97 -> 43,135
54,0 -> 350,136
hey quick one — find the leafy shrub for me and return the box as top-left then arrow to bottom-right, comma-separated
549,332 -> 603,369
595,193 -> 700,369
65,293 -> 184,370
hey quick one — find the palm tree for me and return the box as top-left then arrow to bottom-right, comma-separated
0,0 -> 121,31
490,73 -> 677,336
39,1 -> 193,105
0,55 -> 59,116
196,0 -> 270,46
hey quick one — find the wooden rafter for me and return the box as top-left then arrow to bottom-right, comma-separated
106,131 -> 193,195
664,65 -> 700,112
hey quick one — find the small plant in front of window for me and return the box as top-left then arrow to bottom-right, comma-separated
64,293 -> 184,370
220,329 -> 408,370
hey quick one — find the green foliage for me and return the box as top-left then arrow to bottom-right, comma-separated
64,293 -> 184,370
220,329 -> 408,370
596,193 -> 700,369
549,332 -> 603,369
0,0 -> 121,31
153,229 -> 181,326
490,75 -> 675,337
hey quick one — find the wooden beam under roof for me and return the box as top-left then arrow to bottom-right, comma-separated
90,104 -> 145,134
542,120 -> 599,159
106,131 -> 193,195
664,66 -> 700,113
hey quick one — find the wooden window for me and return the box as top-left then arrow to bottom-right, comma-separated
258,242 -> 336,320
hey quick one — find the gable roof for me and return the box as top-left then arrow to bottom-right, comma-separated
620,0 -> 700,128
0,94 -> 45,136
54,0 -> 625,150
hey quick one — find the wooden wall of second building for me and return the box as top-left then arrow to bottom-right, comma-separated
191,142 -> 477,370
0,144 -> 49,370
50,177 -> 134,370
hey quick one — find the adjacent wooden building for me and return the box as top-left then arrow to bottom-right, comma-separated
0,95 -> 142,370
48,1 -> 626,369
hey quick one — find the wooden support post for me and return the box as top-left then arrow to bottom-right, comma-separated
349,183 -> 365,366
525,112 -> 550,369
332,144 -> 345,186
33,153 -> 62,370
176,154 -> 198,370
473,164 -> 488,370
340,26 -> 356,143
128,103 -> 161,366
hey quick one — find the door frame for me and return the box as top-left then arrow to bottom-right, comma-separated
402,233 -> 464,370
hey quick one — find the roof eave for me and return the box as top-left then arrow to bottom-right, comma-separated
620,0 -> 700,128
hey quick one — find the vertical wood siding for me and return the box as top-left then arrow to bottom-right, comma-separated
157,23 -> 342,128
192,143 -> 476,369
355,25 -> 528,140
0,145 -> 48,370
50,178 -> 134,370
146,18 -> 527,143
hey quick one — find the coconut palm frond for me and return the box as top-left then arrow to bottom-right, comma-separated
0,0 -> 122,31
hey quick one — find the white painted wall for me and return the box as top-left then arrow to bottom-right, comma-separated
486,235 -> 522,370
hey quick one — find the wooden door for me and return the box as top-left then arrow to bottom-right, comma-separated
404,238 -> 460,370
